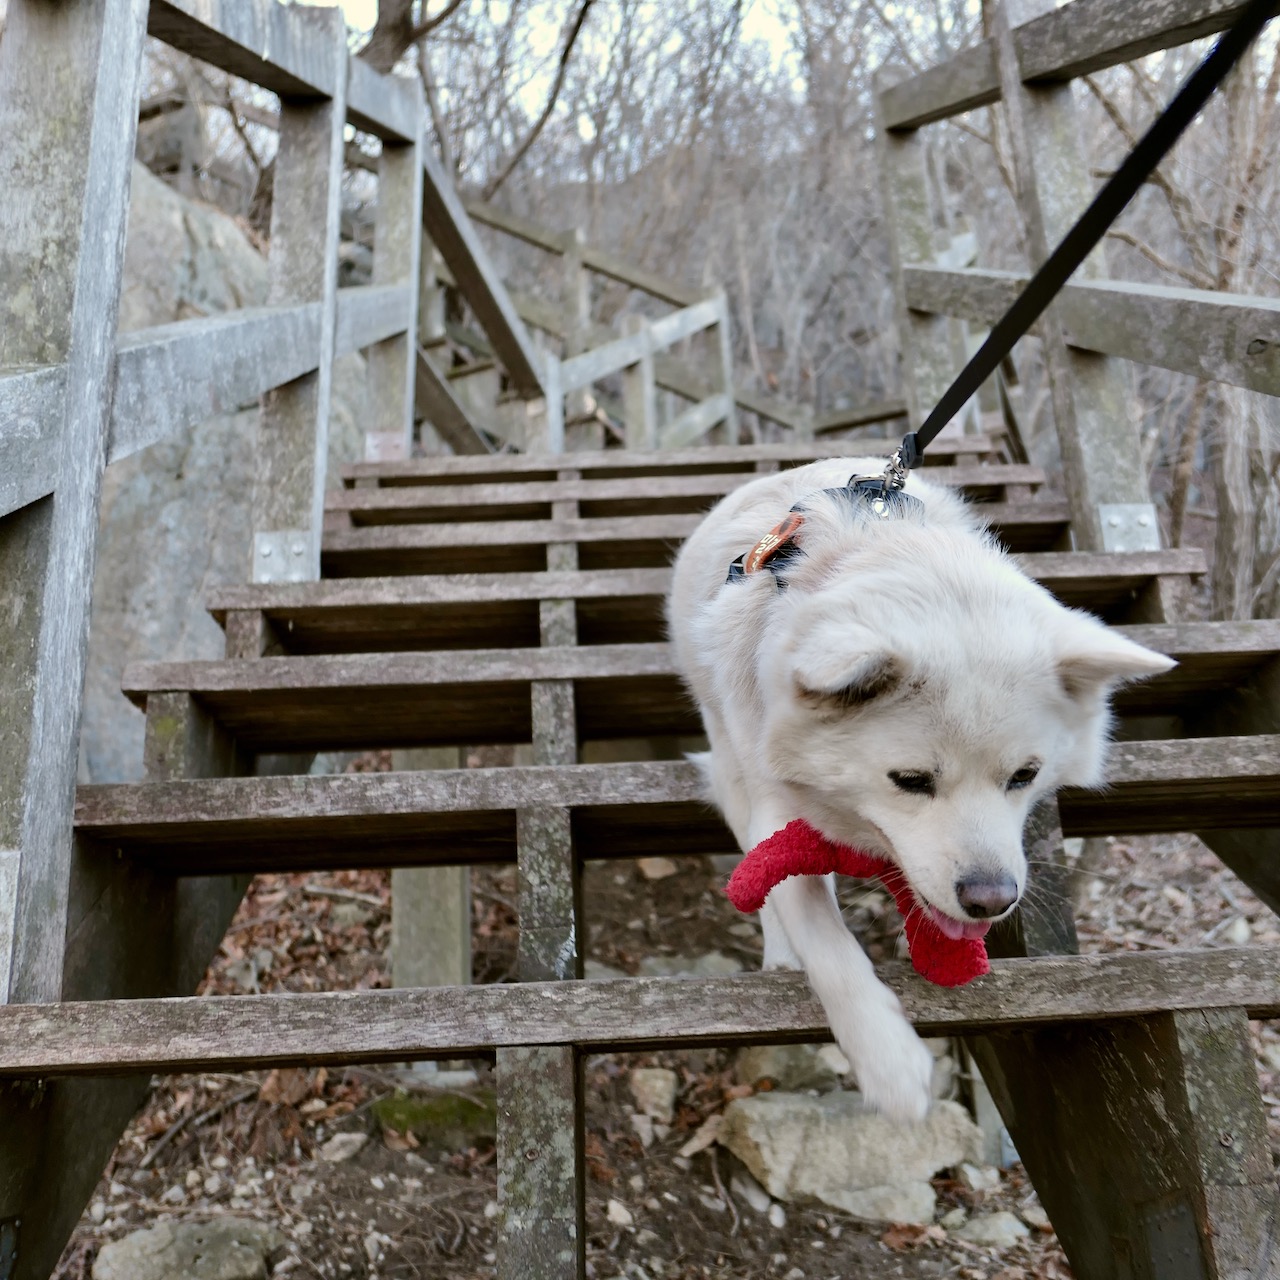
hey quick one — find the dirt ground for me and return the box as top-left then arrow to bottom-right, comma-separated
53,802 -> 1280,1280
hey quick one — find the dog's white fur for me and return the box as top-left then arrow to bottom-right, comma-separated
667,458 -> 1174,1122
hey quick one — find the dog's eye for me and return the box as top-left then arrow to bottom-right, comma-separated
1007,764 -> 1040,790
889,770 -> 936,797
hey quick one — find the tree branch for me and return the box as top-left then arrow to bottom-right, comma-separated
481,0 -> 596,200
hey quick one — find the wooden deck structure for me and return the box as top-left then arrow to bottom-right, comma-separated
2,1 -> 1280,1277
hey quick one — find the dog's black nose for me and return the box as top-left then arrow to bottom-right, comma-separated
955,876 -> 1018,919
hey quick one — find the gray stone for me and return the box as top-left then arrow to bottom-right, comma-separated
81,162 -> 369,784
736,1044 -> 845,1093
629,1067 -> 678,1123
955,1211 -> 1030,1247
718,1092 -> 982,1224
92,1219 -> 284,1280
730,1170 -> 773,1215
636,952 -> 741,979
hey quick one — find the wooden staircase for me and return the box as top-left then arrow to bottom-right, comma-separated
5,438 -> 1279,1278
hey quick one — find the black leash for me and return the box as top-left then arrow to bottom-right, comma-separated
882,0 -> 1280,488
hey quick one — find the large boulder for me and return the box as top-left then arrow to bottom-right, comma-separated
81,163 -> 368,782
718,1091 -> 982,1224
92,1218 -> 284,1280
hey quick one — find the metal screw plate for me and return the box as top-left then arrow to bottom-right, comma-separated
1098,503 -> 1160,553
253,530 -> 315,584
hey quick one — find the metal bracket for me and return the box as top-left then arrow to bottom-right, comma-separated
1098,503 -> 1160,553
252,530 -> 314,584
0,1219 -> 18,1280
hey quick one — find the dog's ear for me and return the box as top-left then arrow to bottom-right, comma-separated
1056,614 -> 1175,700
792,625 -> 906,712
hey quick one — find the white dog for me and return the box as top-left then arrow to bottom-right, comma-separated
667,457 -> 1173,1122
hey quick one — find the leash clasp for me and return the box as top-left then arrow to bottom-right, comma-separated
882,431 -> 921,491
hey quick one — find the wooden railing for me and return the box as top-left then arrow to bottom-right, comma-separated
875,0 -> 1279,555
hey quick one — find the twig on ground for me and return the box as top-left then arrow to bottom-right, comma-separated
139,1086 -> 258,1169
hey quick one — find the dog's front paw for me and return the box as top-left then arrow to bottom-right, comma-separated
831,987 -> 933,1124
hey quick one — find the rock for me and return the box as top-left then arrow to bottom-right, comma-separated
92,1219 -> 284,1280
82,162 -> 369,784
636,952 -> 740,979
629,1067 -> 678,1123
940,1207 -> 967,1230
718,1092 -> 982,1223
736,1045 -> 845,1093
329,901 -> 374,929
768,1202 -> 787,1229
606,1199 -> 634,1228
1225,916 -> 1252,945
1020,1204 -> 1051,1230
730,1171 -> 772,1214
90,1200 -> 106,1224
958,1161 -> 1002,1193
637,856 -> 679,880
630,1113 -> 655,1148
584,960 -> 627,980
955,1211 -> 1030,1247
318,1132 -> 368,1163
931,1053 -> 958,1100
372,1087 -> 497,1151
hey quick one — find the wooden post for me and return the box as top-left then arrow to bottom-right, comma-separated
621,315 -> 658,451
873,66 -> 959,437
709,289 -> 739,445
560,228 -> 604,452
252,7 -> 348,583
365,105 -> 424,462
991,0 -> 1163,575
0,0 -> 148,1247
390,747 -> 470,990
498,474 -> 584,1278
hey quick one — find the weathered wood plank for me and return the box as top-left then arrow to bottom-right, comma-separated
559,328 -> 651,393
497,1045 -> 584,1278
904,267 -> 1280,397
0,366 -> 64,518
147,0 -> 339,98
879,0 -> 1252,131
4,950 -> 1280,1077
812,399 -> 910,434
115,624 -> 1280,747
326,464 -> 1045,524
333,282 -> 413,359
342,436 -> 997,484
659,392 -> 734,450
420,146 -> 546,398
111,304 -> 323,462
318,500 -> 1069,575
72,737 -> 1280,873
647,297 -> 723,349
345,55 -> 420,142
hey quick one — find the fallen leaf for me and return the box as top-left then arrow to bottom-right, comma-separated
382,1127 -> 420,1152
881,1223 -> 944,1251
678,1112 -> 722,1158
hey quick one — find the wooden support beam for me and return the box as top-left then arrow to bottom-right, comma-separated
71,737 -> 1280,874
4,949 -> 1280,1078
0,6 -> 149,1264
0,366 -> 64,518
364,111 -> 423,459
345,55 -> 420,142
252,9 -> 347,582
414,347 -> 492,455
147,0 -> 339,98
992,0 -> 1163,564
420,147 -> 546,399
879,0 -> 1254,130
904,266 -> 1280,397
659,392 -> 735,450
874,67 -> 960,435
334,283 -> 413,360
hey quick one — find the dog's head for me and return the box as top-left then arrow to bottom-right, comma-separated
753,516 -> 1174,936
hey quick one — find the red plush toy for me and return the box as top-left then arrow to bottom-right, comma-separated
725,819 -> 990,987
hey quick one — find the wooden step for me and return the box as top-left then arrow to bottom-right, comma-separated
320,501 -> 1073,576
3,949 -> 1277,1078
340,437 -> 1003,489
208,550 -> 1206,655
124,624 -> 1280,751
76,739 -> 1280,873
325,465 -> 1045,526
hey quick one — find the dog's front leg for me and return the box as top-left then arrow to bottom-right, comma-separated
761,868 -> 934,1123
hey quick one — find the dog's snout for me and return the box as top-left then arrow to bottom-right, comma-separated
954,875 -> 1018,919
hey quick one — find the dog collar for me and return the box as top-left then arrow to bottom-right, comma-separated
725,475 -> 923,585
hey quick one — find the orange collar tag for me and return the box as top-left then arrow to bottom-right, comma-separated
743,511 -> 805,575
